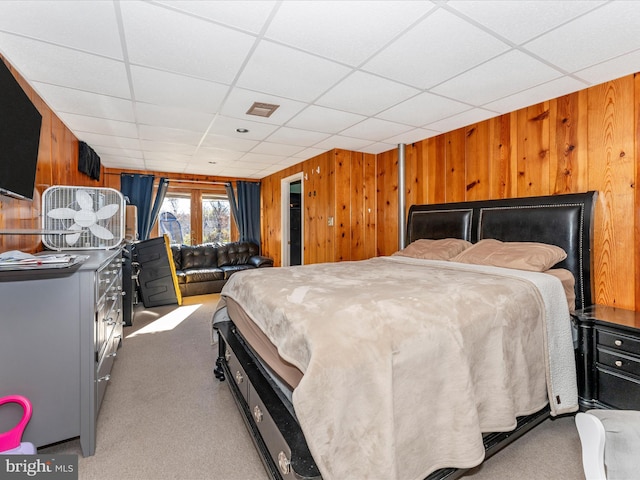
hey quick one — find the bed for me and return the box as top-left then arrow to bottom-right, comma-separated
212,191 -> 597,480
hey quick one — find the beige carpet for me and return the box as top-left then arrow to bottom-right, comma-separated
40,293 -> 587,480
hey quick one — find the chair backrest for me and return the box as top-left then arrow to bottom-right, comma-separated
0,395 -> 33,452
575,412 -> 607,480
159,211 -> 183,244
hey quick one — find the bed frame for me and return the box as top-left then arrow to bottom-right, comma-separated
214,191 -> 597,480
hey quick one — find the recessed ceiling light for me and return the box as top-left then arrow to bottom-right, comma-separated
246,102 -> 279,118
236,128 -> 249,133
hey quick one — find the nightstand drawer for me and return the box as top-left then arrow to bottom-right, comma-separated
597,347 -> 640,377
597,369 -> 640,410
597,330 -> 640,356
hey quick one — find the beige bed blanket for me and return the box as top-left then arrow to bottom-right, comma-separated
218,256 -> 578,480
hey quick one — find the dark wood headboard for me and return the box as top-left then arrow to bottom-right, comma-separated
406,192 -> 597,311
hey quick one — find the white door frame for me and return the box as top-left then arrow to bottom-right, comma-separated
281,172 -> 304,266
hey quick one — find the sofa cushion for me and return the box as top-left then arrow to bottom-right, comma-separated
181,244 -> 218,269
183,268 -> 225,284
220,264 -> 254,280
170,245 -> 183,270
217,241 -> 258,267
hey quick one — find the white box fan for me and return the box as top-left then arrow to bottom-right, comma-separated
42,186 -> 125,250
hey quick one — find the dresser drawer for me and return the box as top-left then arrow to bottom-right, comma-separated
96,324 -> 121,411
597,329 -> 640,356
248,382 -> 296,479
597,347 -> 640,377
225,346 -> 249,402
597,368 -> 640,410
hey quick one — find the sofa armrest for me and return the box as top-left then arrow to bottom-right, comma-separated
249,255 -> 274,268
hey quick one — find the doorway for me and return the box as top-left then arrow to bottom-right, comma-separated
281,173 -> 304,266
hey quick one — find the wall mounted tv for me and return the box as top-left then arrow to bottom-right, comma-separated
0,59 -> 42,201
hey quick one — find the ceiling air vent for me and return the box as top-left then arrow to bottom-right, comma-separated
246,102 -> 279,118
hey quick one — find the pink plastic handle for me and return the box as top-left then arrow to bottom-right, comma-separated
0,395 -> 33,452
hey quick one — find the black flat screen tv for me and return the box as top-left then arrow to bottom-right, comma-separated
0,59 -> 42,201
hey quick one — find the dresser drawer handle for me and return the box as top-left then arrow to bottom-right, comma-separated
235,371 -> 243,385
614,339 -> 623,347
278,451 -> 291,475
225,349 -> 231,362
253,405 -> 263,423
615,360 -> 623,367
97,374 -> 111,382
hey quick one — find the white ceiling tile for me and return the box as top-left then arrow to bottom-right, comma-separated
313,135 -> 377,152
130,66 -> 229,113
207,115 -> 280,141
0,1 -> 122,58
135,103 -> 215,132
363,8 -> 510,89
385,128 -> 439,146
236,41 -> 352,102
287,105 -> 366,134
424,108 -> 498,133
376,92 -> 471,127
291,147 -> 328,160
120,1 -> 256,83
251,142 -> 306,157
483,76 -> 589,114
193,147 -> 245,163
100,156 -> 146,170
76,132 -> 142,150
221,87 -> 307,124
524,2 -> 640,72
316,71 -> 420,116
340,118 -> 413,141
93,146 -> 144,160
142,160 -> 188,173
0,34 -> 130,98
431,50 -> 563,105
139,140 -> 195,155
266,127 -> 332,147
241,152 -> 285,165
154,1 -> 276,34
32,82 -> 136,122
574,49 -> 640,86
360,142 -> 397,155
138,125 -> 204,145
57,113 -> 138,138
447,1 -> 605,45
201,133 -> 260,151
265,1 -> 436,66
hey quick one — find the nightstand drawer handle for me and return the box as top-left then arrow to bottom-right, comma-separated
614,339 -> 623,346
615,360 -> 623,367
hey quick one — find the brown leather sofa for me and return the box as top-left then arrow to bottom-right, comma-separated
170,241 -> 273,297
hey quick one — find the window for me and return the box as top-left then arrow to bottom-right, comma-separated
159,193 -> 191,244
202,194 -> 230,244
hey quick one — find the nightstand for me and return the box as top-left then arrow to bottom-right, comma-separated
573,305 -> 640,410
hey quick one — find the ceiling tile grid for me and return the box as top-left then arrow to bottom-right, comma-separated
0,0 -> 638,179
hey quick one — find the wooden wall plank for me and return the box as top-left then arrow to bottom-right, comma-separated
445,128 -> 466,202
488,114 -> 513,199
465,123 -> 491,201
588,77 -> 635,308
516,102 -> 550,197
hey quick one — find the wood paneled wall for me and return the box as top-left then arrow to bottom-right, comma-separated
261,149 -> 376,265
262,73 -> 639,310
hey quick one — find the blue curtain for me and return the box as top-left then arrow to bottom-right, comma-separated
120,174 -> 169,240
227,181 -> 261,246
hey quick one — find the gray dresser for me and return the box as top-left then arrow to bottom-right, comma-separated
0,249 -> 124,456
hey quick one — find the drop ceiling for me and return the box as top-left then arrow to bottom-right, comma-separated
1,0 -> 639,180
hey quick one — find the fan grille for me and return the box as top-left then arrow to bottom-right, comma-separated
42,186 -> 125,250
